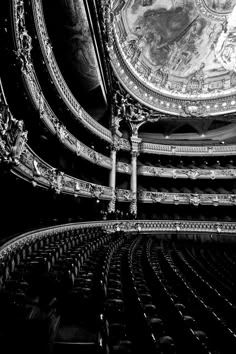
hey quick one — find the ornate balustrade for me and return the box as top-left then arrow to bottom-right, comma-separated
2,140 -> 112,199
12,0 -> 112,170
12,144 -> 112,199
24,0 -> 112,143
1,220 -> 236,263
116,188 -> 133,202
139,190 -> 236,206
138,165 -> 236,179
141,142 -> 236,156
117,162 -> 236,179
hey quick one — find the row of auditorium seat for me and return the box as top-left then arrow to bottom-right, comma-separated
1,231 -> 236,353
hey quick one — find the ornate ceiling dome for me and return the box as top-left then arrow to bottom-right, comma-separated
110,0 -> 236,116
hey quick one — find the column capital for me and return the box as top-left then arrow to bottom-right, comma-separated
111,135 -> 122,152
131,150 -> 139,158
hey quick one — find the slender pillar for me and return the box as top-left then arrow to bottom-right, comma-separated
130,136 -> 141,217
109,148 -> 117,190
108,138 -> 119,214
131,151 -> 137,196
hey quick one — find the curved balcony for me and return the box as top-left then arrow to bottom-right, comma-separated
12,143 -> 112,200
1,220 -> 236,263
0,81 -> 112,200
11,1 -> 112,170
20,0 -> 112,143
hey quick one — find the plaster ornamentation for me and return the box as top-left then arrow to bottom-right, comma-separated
116,189 -> 132,201
117,162 -> 131,174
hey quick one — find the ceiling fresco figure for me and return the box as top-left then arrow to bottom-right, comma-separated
215,4 -> 236,71
205,0 -> 236,13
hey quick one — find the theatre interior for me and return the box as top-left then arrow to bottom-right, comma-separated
2,0 -> 236,353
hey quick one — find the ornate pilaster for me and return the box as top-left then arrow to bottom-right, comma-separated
130,136 -> 141,217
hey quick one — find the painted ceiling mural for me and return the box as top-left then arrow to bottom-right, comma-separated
110,0 -> 236,114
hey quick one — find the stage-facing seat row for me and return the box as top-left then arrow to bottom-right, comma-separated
1,231 -> 236,353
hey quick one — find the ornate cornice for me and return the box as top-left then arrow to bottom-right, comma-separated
26,0 -> 112,142
12,1 -> 112,170
141,142 -> 236,156
1,220 -> 236,261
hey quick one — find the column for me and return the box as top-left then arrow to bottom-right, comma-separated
109,148 -> 116,190
130,136 -> 141,217
108,140 -> 119,214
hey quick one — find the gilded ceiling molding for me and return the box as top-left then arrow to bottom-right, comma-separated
26,0 -> 112,143
141,141 -> 236,156
109,0 -> 236,116
12,2 -> 112,170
